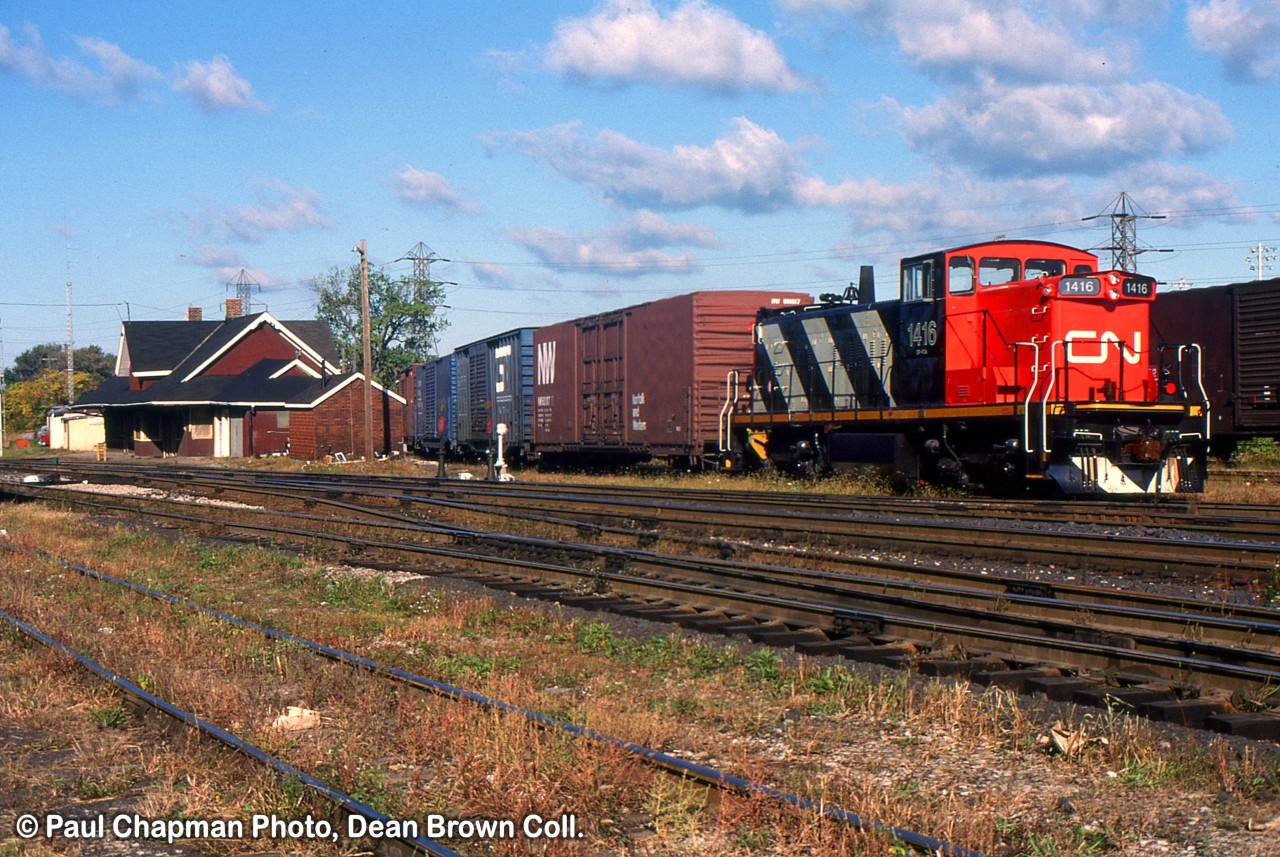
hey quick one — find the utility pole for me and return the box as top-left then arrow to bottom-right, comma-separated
1082,191 -> 1171,272
1247,242 -> 1276,281
354,240 -> 375,463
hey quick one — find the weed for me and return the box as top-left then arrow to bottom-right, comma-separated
734,824 -> 775,851
744,648 -> 783,688
430,651 -> 519,681
573,620 -> 618,656
321,574 -> 409,614
87,701 -> 131,729
644,776 -> 707,838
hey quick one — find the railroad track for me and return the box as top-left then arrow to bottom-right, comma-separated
20,458 -> 1280,534
0,536 -> 980,857
10,460 -> 1280,582
6,468 -> 1279,740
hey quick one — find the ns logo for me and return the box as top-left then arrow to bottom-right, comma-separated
536,341 -> 557,385
1065,330 -> 1142,365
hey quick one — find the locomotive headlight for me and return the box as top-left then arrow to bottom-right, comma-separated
1041,284 -> 1054,297
1107,288 -> 1119,301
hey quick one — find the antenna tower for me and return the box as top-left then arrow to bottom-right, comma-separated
1081,191 -> 1171,272
227,269 -> 260,317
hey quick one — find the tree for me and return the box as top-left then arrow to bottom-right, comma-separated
4,344 -> 115,387
3,370 -> 100,433
311,263 -> 449,387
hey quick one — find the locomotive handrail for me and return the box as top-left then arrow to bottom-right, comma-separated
718,370 -> 739,453
1178,343 -> 1212,441
1013,341 -> 1042,453
1042,340 -> 1066,453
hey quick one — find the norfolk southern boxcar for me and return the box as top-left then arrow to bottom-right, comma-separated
1152,277 -> 1280,458
727,240 -> 1210,495
453,327 -> 536,462
533,291 -> 810,467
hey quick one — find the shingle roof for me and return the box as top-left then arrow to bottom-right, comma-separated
77,313 -> 384,409
120,321 -> 222,373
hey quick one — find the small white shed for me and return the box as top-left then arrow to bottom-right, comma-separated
48,409 -> 106,451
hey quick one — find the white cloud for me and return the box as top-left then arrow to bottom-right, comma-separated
175,55 -> 265,113
509,211 -> 721,276
217,182 -> 329,243
392,167 -> 482,215
1099,163 -> 1256,227
493,117 -> 832,213
779,0 -> 1130,83
545,0 -> 809,93
1188,0 -> 1280,83
468,261 -> 520,289
894,81 -> 1231,176
0,23 -> 160,105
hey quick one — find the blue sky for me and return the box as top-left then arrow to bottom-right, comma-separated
3,0 -> 1279,368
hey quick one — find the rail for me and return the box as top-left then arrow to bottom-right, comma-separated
0,607 -> 466,857
3,542 -> 985,857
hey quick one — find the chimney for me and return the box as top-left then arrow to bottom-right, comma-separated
187,306 -> 203,322
225,298 -> 243,319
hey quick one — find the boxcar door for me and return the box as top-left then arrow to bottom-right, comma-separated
581,316 -> 626,445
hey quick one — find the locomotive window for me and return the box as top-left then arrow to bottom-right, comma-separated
978,257 -> 1020,286
902,261 -> 934,301
1072,264 -> 1093,274
1024,258 -> 1065,279
948,256 -> 974,295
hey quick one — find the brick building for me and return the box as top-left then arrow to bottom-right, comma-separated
77,306 -> 404,460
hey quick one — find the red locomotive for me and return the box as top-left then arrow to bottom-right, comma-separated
725,240 -> 1210,495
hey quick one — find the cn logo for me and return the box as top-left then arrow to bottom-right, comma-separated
1065,330 -> 1143,365
536,341 -> 557,385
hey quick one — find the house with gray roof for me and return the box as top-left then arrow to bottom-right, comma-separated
77,308 -> 404,459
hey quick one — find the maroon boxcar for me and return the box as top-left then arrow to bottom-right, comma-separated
533,290 -> 810,465
1152,277 -> 1280,457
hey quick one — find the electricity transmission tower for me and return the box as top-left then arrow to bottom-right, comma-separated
396,242 -> 452,302
227,269 -> 260,317
1082,192 -> 1172,272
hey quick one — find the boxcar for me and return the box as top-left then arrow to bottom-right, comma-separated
402,355 -> 456,457
533,291 -> 810,466
1152,278 -> 1280,457
453,328 -> 536,461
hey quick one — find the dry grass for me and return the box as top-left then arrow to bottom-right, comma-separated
2,503 -> 1279,856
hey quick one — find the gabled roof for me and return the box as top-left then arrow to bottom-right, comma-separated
115,313 -> 342,381
78,313 -> 402,410
175,312 -> 341,382
117,321 -> 223,375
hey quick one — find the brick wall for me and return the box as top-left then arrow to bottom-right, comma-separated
288,379 -> 404,460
